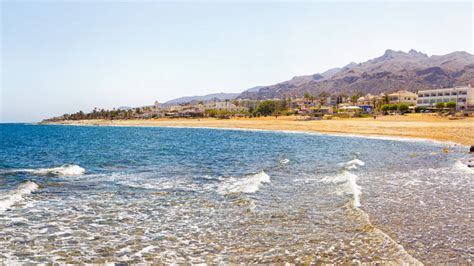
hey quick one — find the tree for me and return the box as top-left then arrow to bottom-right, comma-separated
318,91 -> 330,99
255,100 -> 276,116
381,104 -> 390,114
388,104 -> 398,111
278,99 -> 288,111
350,93 -> 363,105
350,95 -> 359,105
397,103 -> 409,114
435,102 -> 445,111
317,98 -> 324,107
446,101 -> 456,110
304,92 -> 314,103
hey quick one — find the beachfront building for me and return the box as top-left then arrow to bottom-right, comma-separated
388,90 -> 418,105
338,106 -> 362,117
325,96 -> 338,106
356,94 -> 380,106
204,100 -> 248,112
416,85 -> 474,110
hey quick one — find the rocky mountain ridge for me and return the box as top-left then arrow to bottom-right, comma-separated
237,49 -> 474,99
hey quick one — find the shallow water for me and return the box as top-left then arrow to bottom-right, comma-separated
0,124 -> 472,264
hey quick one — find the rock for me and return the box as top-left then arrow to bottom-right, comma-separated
470,145 -> 474,153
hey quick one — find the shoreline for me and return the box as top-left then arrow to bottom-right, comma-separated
40,114 -> 474,147
24,117 -> 474,263
43,122 -> 463,148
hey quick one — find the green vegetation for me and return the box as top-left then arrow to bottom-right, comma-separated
446,101 -> 456,109
380,103 -> 410,114
60,108 -> 139,120
254,100 -> 289,117
435,102 -> 445,111
205,109 -> 248,119
255,100 -> 275,116
303,92 -> 315,102
397,103 -> 409,114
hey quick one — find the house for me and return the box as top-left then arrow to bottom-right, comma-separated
358,105 -> 373,113
339,106 -> 362,114
337,106 -> 362,117
388,90 -> 417,105
357,94 -> 378,106
205,100 -> 248,112
325,96 -> 338,106
416,85 -> 474,110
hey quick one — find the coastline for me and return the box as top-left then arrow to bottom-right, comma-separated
20,116 -> 474,263
41,114 -> 474,147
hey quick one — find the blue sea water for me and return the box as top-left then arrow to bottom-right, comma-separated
0,123 -> 472,264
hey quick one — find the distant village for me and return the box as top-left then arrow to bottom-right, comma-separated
47,85 -> 474,121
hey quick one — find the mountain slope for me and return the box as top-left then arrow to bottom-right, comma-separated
164,92 -> 240,105
237,49 -> 474,99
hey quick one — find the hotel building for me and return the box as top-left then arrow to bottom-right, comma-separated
416,85 -> 474,110
388,90 -> 418,105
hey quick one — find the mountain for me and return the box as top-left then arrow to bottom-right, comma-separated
163,92 -> 240,106
237,49 -> 474,99
236,86 -> 265,99
244,86 -> 264,93
163,86 -> 265,106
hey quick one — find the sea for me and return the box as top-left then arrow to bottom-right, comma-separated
0,123 -> 473,264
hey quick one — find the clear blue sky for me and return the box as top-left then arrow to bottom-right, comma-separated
1,1 -> 473,122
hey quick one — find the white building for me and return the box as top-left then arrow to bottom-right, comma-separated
416,85 -> 474,110
206,100 -> 247,112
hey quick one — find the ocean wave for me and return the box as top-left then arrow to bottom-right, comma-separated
217,171 -> 271,195
324,159 -> 365,207
0,164 -> 86,176
279,159 -> 290,165
0,181 -> 39,213
344,159 -> 365,170
453,160 -> 474,174
346,159 -> 365,166
331,171 -> 362,208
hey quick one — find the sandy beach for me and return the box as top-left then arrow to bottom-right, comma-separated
43,114 -> 474,146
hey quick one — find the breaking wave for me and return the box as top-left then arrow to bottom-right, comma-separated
217,171 -> 271,195
325,159 -> 365,207
344,159 -> 365,170
326,171 -> 362,208
454,160 -> 474,174
0,181 -> 39,214
0,164 -> 86,176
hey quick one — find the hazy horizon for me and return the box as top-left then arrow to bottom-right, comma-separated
1,1 -> 473,122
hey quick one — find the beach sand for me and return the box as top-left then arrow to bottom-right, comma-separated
43,114 -> 474,146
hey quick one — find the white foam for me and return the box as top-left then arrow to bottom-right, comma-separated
345,172 -> 362,207
346,159 -> 365,166
341,159 -> 365,170
323,171 -> 362,208
280,159 -> 290,165
217,171 -> 271,195
454,160 -> 474,174
0,181 -> 39,213
1,164 -> 86,176
133,245 -> 155,257
31,164 -> 86,176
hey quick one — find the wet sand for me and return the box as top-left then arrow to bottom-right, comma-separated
43,114 -> 474,146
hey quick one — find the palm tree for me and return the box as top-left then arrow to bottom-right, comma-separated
304,92 -> 314,103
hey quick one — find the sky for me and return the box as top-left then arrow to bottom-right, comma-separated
1,1 -> 473,122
